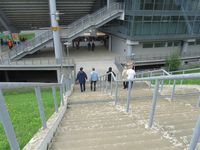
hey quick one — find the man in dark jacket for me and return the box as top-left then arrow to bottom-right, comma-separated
106,67 -> 116,82
76,67 -> 88,92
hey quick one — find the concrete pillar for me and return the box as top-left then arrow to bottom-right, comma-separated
127,44 -> 133,57
181,41 -> 188,56
107,0 -> 115,8
57,70 -> 61,82
49,0 -> 62,64
107,0 -> 110,8
126,40 -> 139,58
4,71 -> 9,82
0,43 -> 1,53
109,35 -> 112,52
49,0 -> 62,81
126,40 -> 134,57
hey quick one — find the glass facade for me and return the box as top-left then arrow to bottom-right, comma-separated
103,0 -> 200,40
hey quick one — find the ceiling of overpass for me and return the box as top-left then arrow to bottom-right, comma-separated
0,0 -> 105,32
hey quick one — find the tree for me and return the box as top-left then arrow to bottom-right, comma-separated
165,53 -> 181,71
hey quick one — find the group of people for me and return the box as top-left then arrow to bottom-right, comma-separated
76,67 -> 116,92
87,42 -> 95,51
76,67 -> 99,92
122,61 -> 136,89
75,62 -> 135,92
0,37 -> 27,50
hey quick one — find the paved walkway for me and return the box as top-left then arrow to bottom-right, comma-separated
22,45 -> 120,75
68,46 -> 119,76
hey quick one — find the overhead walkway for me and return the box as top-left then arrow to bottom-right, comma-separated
0,3 -> 124,63
0,57 -> 75,71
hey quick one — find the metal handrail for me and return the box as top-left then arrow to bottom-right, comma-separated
61,2 -> 123,39
100,72 -> 200,83
0,73 -> 74,150
0,2 -> 123,63
1,57 -> 75,66
0,30 -> 53,64
115,51 -> 200,65
98,72 -> 200,149
170,67 -> 200,74
136,69 -> 170,78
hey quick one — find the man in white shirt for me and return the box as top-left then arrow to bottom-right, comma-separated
126,67 -> 136,88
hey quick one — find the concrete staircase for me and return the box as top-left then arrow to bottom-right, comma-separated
127,86 -> 200,149
128,98 -> 200,147
48,83 -> 187,150
0,3 -> 123,63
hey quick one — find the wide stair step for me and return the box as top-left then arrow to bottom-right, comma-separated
49,102 -> 182,150
48,82 -> 200,150
128,91 -> 200,148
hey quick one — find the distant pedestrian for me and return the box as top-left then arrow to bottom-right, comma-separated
7,40 -> 13,49
92,42 -> 95,51
126,62 -> 136,89
76,67 -> 88,92
122,65 -> 128,89
90,68 -> 98,91
0,39 -> 3,46
87,42 -> 91,51
106,67 -> 116,91
106,67 -> 116,83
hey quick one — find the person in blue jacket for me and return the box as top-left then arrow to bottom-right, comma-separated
90,68 -> 98,91
76,67 -> 88,92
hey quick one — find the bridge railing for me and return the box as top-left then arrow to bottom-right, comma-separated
115,51 -> 200,66
61,2 -> 123,39
0,74 -> 74,150
98,71 -> 200,149
170,67 -> 200,75
0,57 -> 75,66
169,67 -> 200,85
0,3 -> 123,63
0,30 -> 53,64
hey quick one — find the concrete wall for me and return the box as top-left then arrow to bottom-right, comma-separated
111,35 -> 179,57
133,45 -> 180,57
111,35 -> 198,58
111,36 -> 127,56
185,45 -> 200,54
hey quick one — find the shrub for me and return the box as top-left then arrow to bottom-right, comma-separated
165,52 -> 181,71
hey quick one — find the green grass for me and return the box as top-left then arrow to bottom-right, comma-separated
149,68 -> 200,85
1,32 -> 35,40
0,87 -> 61,149
151,79 -> 200,85
19,33 -> 35,40
163,79 -> 200,85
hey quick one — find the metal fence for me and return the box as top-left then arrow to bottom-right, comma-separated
0,74 -> 74,150
0,2 -> 123,64
115,51 -> 200,66
0,57 -> 75,66
0,30 -> 52,64
98,71 -> 200,150
60,2 -> 123,40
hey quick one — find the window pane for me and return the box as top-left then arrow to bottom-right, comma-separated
143,43 -> 153,48
174,41 -> 180,46
155,42 -> 166,47
168,42 -> 173,47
